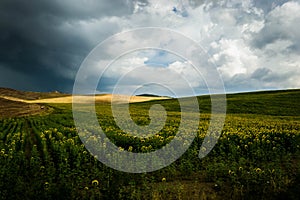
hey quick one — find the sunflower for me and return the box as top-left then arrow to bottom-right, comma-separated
92,179 -> 99,186
44,182 -> 49,189
255,168 -> 262,173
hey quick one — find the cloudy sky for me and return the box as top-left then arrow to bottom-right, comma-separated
0,0 -> 299,96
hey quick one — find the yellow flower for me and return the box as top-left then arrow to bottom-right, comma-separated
162,177 -> 166,182
44,182 -> 49,189
128,146 -> 133,152
92,180 -> 99,186
84,187 -> 89,190
255,168 -> 262,173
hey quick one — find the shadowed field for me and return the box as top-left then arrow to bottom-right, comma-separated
0,98 -> 48,118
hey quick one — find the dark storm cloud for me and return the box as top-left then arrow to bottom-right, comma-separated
0,0 -> 132,22
224,67 -> 295,93
224,73 -> 257,92
249,68 -> 290,86
251,1 -> 300,51
98,76 -> 119,94
252,0 -> 289,13
251,68 -> 272,80
0,0 -> 134,92
190,0 -> 290,12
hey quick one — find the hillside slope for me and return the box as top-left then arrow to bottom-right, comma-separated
0,97 -> 47,118
133,89 -> 300,116
1,88 -> 299,118
0,87 -> 67,100
225,89 -> 300,116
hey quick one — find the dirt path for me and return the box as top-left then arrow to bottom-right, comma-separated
0,95 -> 28,103
23,119 -> 36,161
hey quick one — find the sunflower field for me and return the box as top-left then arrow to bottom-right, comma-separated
0,90 -> 299,199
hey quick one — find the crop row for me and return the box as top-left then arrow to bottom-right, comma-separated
0,111 -> 299,199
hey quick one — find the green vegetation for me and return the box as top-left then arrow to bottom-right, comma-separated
0,89 -> 299,199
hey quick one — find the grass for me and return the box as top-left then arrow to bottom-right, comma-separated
131,89 -> 300,116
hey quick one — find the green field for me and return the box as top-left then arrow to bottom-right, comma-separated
0,89 -> 299,199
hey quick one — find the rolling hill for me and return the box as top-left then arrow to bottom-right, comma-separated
0,88 -> 299,118
133,89 -> 300,116
0,87 -> 68,100
0,88 -> 170,118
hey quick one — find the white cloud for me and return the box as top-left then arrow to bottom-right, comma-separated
212,38 -> 259,78
252,1 -> 300,49
249,1 -> 300,90
73,0 -> 300,95
98,51 -> 206,97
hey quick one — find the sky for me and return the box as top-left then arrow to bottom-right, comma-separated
0,0 -> 299,96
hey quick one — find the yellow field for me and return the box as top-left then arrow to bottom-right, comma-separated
0,94 -> 169,104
